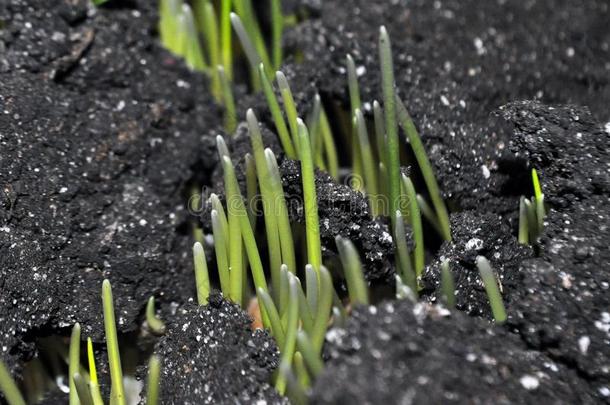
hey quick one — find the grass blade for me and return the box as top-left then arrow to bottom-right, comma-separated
335,236 -> 369,305
296,331 -> 324,378
518,196 -> 529,245
211,209 -> 231,295
277,71 -> 300,155
247,110 -> 283,300
258,287 -> 286,348
355,109 -> 380,216
0,360 -> 25,405
218,65 -> 236,133
146,297 -> 166,335
297,120 -> 322,272
193,242 -> 211,305
270,0 -> 283,70
402,175 -> 424,276
311,266 -> 332,354
146,355 -> 161,405
220,154 -> 269,303
181,4 -> 207,71
265,149 -> 297,274
86,338 -> 104,405
73,373 -> 93,405
195,0 -> 220,99
101,280 -> 126,405
304,264 -> 318,315
396,96 -> 451,241
319,108 -> 339,179
393,210 -> 417,295
220,0 -> 232,79
275,274 -> 299,395
440,260 -> 455,309
379,26 -> 401,231
69,323 -> 81,405
244,153 -> 258,230
476,256 -> 507,324
259,64 -> 296,158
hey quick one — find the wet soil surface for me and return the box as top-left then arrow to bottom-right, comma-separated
284,0 -> 609,215
0,0 -> 222,373
0,0 -> 609,403
153,293 -> 285,404
312,300 -> 600,404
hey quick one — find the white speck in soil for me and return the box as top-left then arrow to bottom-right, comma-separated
465,238 -> 484,251
481,165 -> 490,179
578,336 -> 590,355
520,375 -> 540,390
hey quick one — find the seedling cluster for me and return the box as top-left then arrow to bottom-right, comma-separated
0,4 -> 537,404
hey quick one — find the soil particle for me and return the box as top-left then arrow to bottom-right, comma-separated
154,293 -> 286,404
0,0 -> 221,372
311,300 -> 599,404
421,211 -> 532,320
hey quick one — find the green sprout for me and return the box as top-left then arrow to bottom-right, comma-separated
395,96 -> 452,242
393,210 -> 418,295
0,360 -> 26,405
476,256 -> 507,324
355,109 -> 380,216
69,323 -> 81,405
102,279 -> 126,405
440,260 -> 455,309
146,355 -> 162,405
193,241 -> 211,305
218,65 -> 237,133
87,338 -> 103,405
379,26 -> 401,231
335,236 -> 369,306
259,64 -> 297,158
518,169 -> 546,244
402,175 -> 424,276
297,120 -> 322,272
146,297 -> 167,335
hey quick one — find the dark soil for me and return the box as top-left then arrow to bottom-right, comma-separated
153,293 -> 285,404
1,0 -> 609,403
0,0 -> 222,374
283,0 -> 609,215
312,300 -> 600,404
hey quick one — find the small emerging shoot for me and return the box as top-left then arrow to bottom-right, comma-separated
396,96 -> 452,242
102,280 -> 126,405
335,236 -> 369,306
0,360 -> 26,405
277,72 -> 300,155
402,175 -> 424,276
193,242 -> 211,305
297,120 -> 322,272
87,338 -> 103,405
393,210 -> 418,295
146,297 -> 166,335
218,66 -> 237,133
69,323 -> 81,405
275,274 -> 299,395
476,256 -> 507,324
440,260 -> 455,309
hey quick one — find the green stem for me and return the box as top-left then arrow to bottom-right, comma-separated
146,355 -> 161,405
69,323 -> 81,405
102,280 -> 126,405
0,361 -> 25,405
297,120 -> 322,272
476,256 -> 507,324
396,96 -> 451,241
193,242 -> 211,305
220,0 -> 232,79
259,64 -> 296,158
335,236 -> 369,305
146,297 -> 166,335
379,26 -> 401,231
440,260 -> 455,309
270,0 -> 283,70
311,266 -> 332,354
402,175 -> 424,276
275,274 -> 299,395
355,109 -> 380,216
